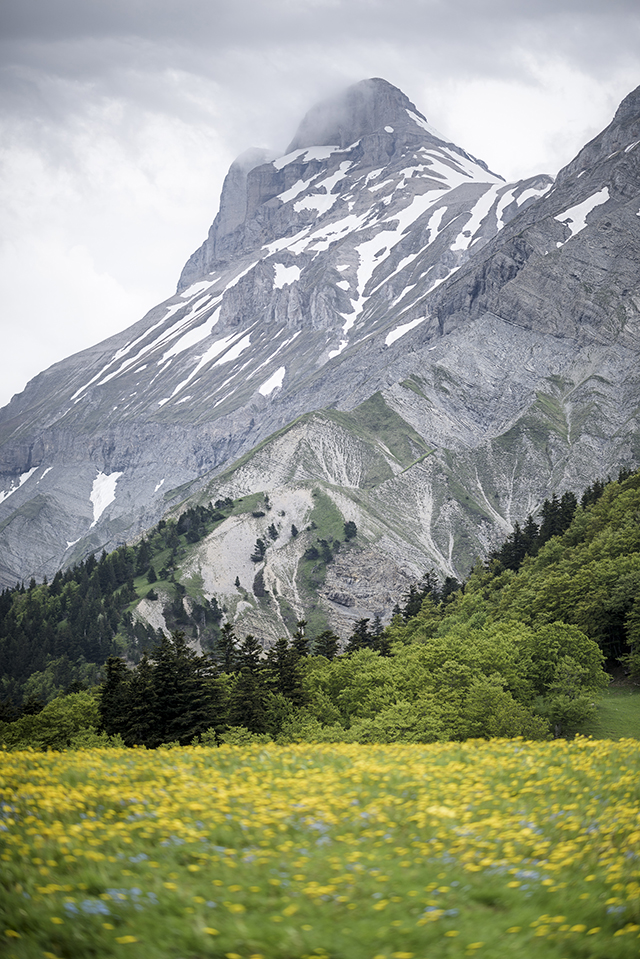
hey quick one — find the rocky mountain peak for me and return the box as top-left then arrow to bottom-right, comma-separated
286,77 -> 436,152
553,82 -> 640,194
177,76 -> 506,292
613,83 -> 640,125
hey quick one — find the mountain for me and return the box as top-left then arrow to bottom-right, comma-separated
0,78 -> 638,641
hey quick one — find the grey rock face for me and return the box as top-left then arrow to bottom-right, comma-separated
0,79 -> 638,621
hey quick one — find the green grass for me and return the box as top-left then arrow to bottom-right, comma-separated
307,488 -> 346,542
1,739 -> 639,959
293,488 -> 350,636
324,392 -> 431,475
535,392 -> 568,440
583,685 -> 640,739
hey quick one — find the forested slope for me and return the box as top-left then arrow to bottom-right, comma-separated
2,468 -> 638,747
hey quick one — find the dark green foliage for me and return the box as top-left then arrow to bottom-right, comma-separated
149,631 -> 214,745
538,491 -> 578,544
0,497 -> 238,705
251,538 -> 267,562
214,622 -> 238,673
581,478 -> 607,509
99,657 -> 132,740
344,520 -> 357,540
253,569 -> 268,598
99,631 -> 224,747
400,570 -> 441,620
238,634 -> 263,672
136,538 -> 151,575
317,539 -> 334,563
440,576 -> 461,602
124,652 -> 158,746
0,698 -> 20,722
228,667 -> 269,733
424,470 -> 640,675
489,491 -> 578,572
313,629 -> 340,660
0,690 -> 103,750
4,471 -> 639,746
291,620 -> 309,657
345,618 -> 374,653
265,637 -> 306,705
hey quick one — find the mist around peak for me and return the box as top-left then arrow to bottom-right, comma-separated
286,77 -> 434,152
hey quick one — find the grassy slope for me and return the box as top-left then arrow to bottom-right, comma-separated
584,685 -> 640,739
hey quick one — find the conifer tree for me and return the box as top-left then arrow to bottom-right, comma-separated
99,657 -> 132,739
125,652 -> 158,746
345,618 -> 373,653
150,631 -> 219,745
215,622 -> 238,673
314,629 -> 340,660
291,620 -> 309,657
228,667 -> 269,733
238,634 -> 263,672
265,637 -> 306,705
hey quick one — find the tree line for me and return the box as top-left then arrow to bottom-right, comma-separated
1,466 -> 638,747
0,500 -> 233,711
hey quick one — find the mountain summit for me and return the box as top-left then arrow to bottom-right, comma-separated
177,76 -> 507,290
286,77 -> 441,151
0,80 -> 638,641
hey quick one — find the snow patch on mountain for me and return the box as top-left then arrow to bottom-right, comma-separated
226,260 -> 260,289
450,184 -> 501,251
426,206 -> 448,243
315,161 -> 353,193
385,315 -> 427,346
180,278 -> 218,298
273,145 -> 342,171
555,188 -> 610,245
157,326 -> 249,405
517,185 -> 550,205
406,109 -> 445,141
214,333 -> 252,366
279,177 -> 316,204
263,228 -> 312,256
0,468 -> 38,505
160,306 -> 222,362
259,366 -> 286,396
273,264 -> 301,289
328,338 -> 349,359
90,471 -> 123,526
294,192 -> 339,215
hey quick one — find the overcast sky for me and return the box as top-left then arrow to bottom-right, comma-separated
1,0 -> 639,408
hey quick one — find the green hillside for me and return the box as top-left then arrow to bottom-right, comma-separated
1,468 -> 639,745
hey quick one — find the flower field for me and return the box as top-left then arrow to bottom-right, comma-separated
1,739 -> 639,959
